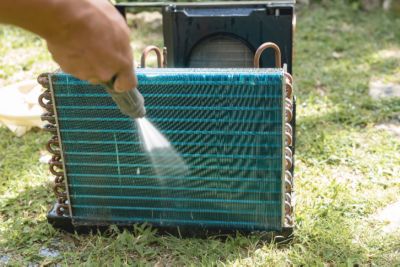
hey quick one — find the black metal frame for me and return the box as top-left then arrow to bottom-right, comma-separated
47,204 -> 293,241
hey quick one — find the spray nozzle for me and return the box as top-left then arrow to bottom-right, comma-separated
104,77 -> 146,119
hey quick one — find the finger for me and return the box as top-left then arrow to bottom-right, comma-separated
113,67 -> 137,92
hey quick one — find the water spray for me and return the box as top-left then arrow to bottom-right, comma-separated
105,74 -> 188,185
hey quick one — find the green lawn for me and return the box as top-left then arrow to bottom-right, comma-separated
1,3 -> 400,266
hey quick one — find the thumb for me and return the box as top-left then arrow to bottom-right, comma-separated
114,67 -> 138,92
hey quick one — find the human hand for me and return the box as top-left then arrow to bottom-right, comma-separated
45,0 -> 137,92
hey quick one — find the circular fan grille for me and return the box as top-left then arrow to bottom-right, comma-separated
188,36 -> 254,68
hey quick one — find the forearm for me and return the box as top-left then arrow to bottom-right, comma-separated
0,0 -> 91,41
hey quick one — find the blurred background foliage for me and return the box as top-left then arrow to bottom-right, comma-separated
113,0 -> 399,12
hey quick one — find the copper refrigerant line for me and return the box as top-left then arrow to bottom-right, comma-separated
140,46 -> 166,68
38,73 -> 69,217
254,42 -> 294,227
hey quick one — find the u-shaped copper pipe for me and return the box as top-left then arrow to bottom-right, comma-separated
286,83 -> 293,99
49,163 -> 63,176
286,123 -> 293,136
46,136 -> 60,155
141,46 -> 163,68
285,177 -> 293,193
286,107 -> 293,122
285,147 -> 293,158
285,201 -> 293,215
37,73 -> 50,89
54,175 -> 64,184
286,98 -> 293,110
254,42 -> 282,68
286,132 -> 293,146
41,112 -> 55,124
38,91 -> 53,110
286,170 -> 293,180
285,156 -> 293,170
285,214 -> 294,226
285,72 -> 293,85
53,183 -> 67,198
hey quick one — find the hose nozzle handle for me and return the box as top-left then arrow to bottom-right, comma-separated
105,77 -> 146,119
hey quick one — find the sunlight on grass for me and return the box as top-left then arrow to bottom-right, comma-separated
0,27 -> 56,87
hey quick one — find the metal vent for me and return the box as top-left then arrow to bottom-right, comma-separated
188,36 -> 254,68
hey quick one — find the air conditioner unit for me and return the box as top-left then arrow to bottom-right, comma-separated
42,1 -> 296,236
117,1 -> 295,72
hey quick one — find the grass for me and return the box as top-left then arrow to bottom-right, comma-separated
1,2 -> 400,266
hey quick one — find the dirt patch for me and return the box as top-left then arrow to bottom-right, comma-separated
369,80 -> 400,99
373,201 -> 400,233
376,119 -> 400,139
332,168 -> 366,189
377,48 -> 400,60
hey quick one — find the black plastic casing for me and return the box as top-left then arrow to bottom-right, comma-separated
162,2 -> 295,73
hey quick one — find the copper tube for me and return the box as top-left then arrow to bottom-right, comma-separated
285,178 -> 292,193
141,46 -> 163,68
286,83 -> 293,99
37,73 -> 50,88
284,72 -> 293,85
285,170 -> 293,181
41,112 -> 56,124
53,183 -> 67,198
285,123 -> 293,136
38,74 -> 71,217
254,42 -> 282,68
285,192 -> 292,203
285,107 -> 293,122
285,156 -> 293,170
163,47 -> 168,68
46,137 -> 60,155
49,164 -> 63,176
285,147 -> 293,158
285,132 -> 293,146
54,175 -> 65,184
43,124 -> 57,134
285,201 -> 293,215
49,155 -> 63,176
285,215 -> 294,226
286,98 -> 293,110
38,91 -> 53,110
